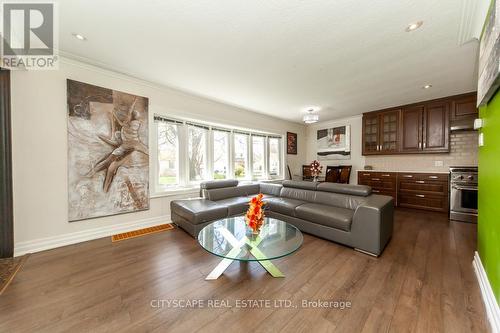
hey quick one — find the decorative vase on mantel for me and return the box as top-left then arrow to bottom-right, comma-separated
245,193 -> 266,235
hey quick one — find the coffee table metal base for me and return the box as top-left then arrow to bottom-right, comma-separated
205,227 -> 285,280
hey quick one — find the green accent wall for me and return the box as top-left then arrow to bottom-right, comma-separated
478,89 -> 500,303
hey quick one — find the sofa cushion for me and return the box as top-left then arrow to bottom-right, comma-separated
205,184 -> 260,201
314,191 -> 368,211
214,196 -> 250,216
280,187 -> 316,203
282,180 -> 319,191
171,199 -> 228,224
317,183 -> 372,197
259,183 -> 283,196
295,203 -> 353,231
265,197 -> 306,217
201,179 -> 239,190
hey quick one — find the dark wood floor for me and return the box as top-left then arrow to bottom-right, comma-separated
0,209 -> 488,332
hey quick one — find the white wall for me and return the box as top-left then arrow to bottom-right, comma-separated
11,58 -> 306,254
305,115 -> 365,184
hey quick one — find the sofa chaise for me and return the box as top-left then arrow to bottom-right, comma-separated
170,180 -> 394,256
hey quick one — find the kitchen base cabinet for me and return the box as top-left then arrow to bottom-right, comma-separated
357,171 -> 449,212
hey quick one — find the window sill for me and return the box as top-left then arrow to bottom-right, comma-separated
151,187 -> 200,199
150,178 -> 285,199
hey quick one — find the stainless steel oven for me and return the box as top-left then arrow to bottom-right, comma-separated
450,167 -> 478,223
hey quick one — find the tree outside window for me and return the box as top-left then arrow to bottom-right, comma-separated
213,130 -> 229,179
188,125 -> 207,181
158,122 -> 179,185
234,134 -> 248,179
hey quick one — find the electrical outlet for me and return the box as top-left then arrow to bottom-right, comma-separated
434,160 -> 443,167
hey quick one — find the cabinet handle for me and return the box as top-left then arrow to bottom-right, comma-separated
416,194 -> 425,198
362,173 -> 370,176
419,142 -> 422,149
382,174 -> 391,177
423,142 -> 426,149
371,178 -> 380,181
428,176 -> 438,179
403,175 -> 413,178
416,180 -> 425,184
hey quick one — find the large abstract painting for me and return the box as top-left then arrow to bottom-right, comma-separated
317,125 -> 351,160
67,80 -> 149,221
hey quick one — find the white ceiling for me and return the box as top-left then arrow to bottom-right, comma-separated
57,0 -> 480,123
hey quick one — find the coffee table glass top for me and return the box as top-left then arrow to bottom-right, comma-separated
197,216 -> 303,261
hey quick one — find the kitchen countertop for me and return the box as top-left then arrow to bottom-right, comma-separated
357,170 -> 450,174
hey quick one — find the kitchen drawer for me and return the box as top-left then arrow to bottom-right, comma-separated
371,189 -> 397,200
398,173 -> 448,182
398,180 -> 448,195
398,192 -> 448,212
358,171 -> 397,179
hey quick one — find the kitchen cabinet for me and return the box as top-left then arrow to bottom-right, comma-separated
358,171 -> 398,205
397,172 -> 449,212
357,171 -> 449,212
362,109 -> 400,155
423,101 -> 449,152
400,105 -> 424,152
362,93 -> 470,155
362,113 -> 380,155
451,93 -> 478,121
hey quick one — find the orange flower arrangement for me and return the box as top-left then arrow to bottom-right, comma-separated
245,193 -> 266,234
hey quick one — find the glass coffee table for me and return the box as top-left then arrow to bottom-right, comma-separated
198,216 -> 303,280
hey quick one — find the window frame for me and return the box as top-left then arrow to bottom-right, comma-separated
152,114 -> 286,195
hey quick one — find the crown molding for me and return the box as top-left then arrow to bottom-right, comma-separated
458,0 -> 491,45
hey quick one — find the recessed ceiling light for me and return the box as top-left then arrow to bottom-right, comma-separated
423,84 -> 432,89
405,21 -> 423,32
72,33 -> 87,41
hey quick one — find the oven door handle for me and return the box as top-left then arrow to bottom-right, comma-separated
452,185 -> 478,191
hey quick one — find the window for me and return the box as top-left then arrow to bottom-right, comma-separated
252,135 -> 265,179
234,133 -> 249,179
157,121 -> 180,186
188,124 -> 208,182
154,115 -> 284,192
213,129 -> 229,179
269,137 -> 282,178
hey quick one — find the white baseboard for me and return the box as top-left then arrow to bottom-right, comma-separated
473,251 -> 500,333
14,215 -> 171,256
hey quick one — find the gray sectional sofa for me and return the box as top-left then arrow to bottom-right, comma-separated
170,180 -> 394,256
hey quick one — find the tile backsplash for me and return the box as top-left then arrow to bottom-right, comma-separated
364,131 -> 478,172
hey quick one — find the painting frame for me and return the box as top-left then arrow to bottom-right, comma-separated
478,0 -> 500,107
287,132 -> 297,155
67,79 -> 150,222
316,125 -> 351,160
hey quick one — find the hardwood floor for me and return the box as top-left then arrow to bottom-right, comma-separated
0,209 -> 488,332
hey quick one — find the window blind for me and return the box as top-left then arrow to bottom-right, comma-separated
154,115 -> 184,124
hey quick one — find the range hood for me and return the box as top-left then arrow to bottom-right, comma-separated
450,118 -> 476,131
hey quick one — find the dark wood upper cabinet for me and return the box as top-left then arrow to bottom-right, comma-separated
400,105 -> 423,152
362,93 -> 465,155
379,110 -> 400,153
423,101 -> 449,152
362,109 -> 400,155
451,93 -> 478,121
362,113 -> 380,155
